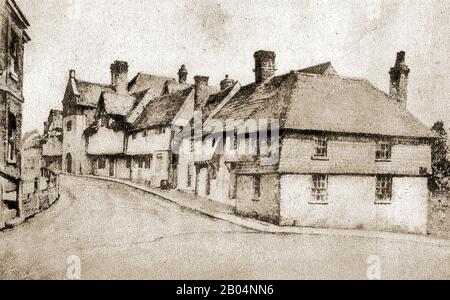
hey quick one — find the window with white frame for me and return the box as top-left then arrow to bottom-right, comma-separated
375,176 -> 392,203
311,174 -> 328,203
314,137 -> 328,157
376,142 -> 392,161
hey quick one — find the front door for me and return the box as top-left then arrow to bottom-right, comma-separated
109,158 -> 115,177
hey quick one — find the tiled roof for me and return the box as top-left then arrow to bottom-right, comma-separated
212,72 -> 434,139
75,79 -> 113,107
127,73 -> 175,95
133,87 -> 194,130
101,92 -> 136,116
203,83 -> 240,121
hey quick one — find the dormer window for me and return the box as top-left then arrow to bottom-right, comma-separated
376,142 -> 392,161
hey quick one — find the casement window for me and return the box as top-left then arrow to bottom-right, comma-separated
126,158 -> 132,168
144,156 -> 152,169
9,31 -> 20,76
157,127 -> 165,134
98,158 -> 106,169
375,176 -> 393,203
310,174 -> 328,204
314,137 -> 328,158
138,157 -> 144,169
66,120 -> 72,132
376,142 -> 392,161
7,113 -> 17,163
253,175 -> 261,200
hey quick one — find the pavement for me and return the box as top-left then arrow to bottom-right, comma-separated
0,175 -> 449,280
70,174 -> 450,247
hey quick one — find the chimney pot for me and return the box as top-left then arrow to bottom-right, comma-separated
69,69 -> 76,79
194,75 -> 210,110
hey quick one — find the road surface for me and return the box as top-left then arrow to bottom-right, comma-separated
1,176 -> 449,279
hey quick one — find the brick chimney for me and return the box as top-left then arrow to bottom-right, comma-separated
178,65 -> 188,84
254,50 -> 277,83
110,60 -> 129,94
194,75 -> 210,109
220,75 -> 235,90
389,51 -> 410,108
69,69 -> 76,79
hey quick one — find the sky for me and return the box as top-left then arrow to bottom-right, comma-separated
17,0 -> 449,133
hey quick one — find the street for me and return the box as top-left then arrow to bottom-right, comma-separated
1,176 -> 449,280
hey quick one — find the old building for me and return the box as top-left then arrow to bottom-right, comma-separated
21,130 -> 42,194
0,0 -> 30,227
62,61 -> 174,175
41,109 -> 63,174
200,50 -> 434,234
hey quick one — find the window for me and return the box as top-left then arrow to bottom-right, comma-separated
9,31 -> 19,75
253,175 -> 261,199
376,176 -> 392,203
187,164 -> 194,187
98,158 -> 106,169
376,142 -> 392,161
66,120 -> 72,132
143,130 -> 148,137
190,128 -> 195,153
311,174 -> 328,204
314,137 -> 328,157
138,157 -> 144,169
144,156 -> 152,169
7,113 -> 17,163
233,128 -> 238,150
157,127 -> 165,134
132,132 -> 137,140
126,158 -> 132,168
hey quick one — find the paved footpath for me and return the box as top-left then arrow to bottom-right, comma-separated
1,175 -> 449,279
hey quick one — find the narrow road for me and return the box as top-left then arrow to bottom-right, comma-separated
1,176 -> 449,279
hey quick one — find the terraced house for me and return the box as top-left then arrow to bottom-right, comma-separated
198,50 -> 434,235
0,0 -> 30,228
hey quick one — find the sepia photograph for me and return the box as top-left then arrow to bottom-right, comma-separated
0,0 -> 449,284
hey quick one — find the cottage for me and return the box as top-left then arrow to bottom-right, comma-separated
41,109 -> 63,174
62,60 -> 174,175
201,50 -> 434,234
0,0 -> 30,227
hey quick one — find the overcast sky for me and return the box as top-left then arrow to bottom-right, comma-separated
17,0 -> 449,133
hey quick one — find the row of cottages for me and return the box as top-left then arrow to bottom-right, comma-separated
177,50 -> 435,235
84,62 -> 237,188
0,0 -> 30,227
61,61 -> 177,176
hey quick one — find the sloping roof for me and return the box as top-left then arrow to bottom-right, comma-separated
101,92 -> 136,116
75,79 -> 114,107
297,62 -> 337,75
125,89 -> 154,124
163,80 -> 191,95
212,71 -> 434,139
133,87 -> 194,130
127,73 -> 175,95
202,83 -> 239,121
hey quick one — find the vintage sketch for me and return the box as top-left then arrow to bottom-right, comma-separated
0,0 -> 449,280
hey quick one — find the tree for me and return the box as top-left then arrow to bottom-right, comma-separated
429,121 -> 449,191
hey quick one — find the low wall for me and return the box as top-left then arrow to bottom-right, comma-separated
21,175 -> 60,219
